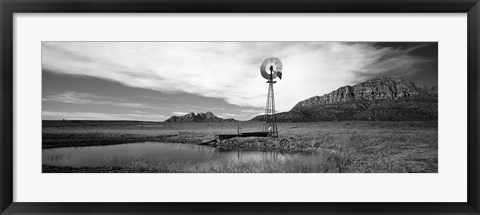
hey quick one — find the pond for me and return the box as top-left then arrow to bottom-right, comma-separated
42,142 -> 300,167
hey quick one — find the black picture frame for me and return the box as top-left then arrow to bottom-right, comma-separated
1,0 -> 479,214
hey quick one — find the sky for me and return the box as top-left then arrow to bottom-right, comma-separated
42,42 -> 437,121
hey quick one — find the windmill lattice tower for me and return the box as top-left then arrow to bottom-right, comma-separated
260,57 -> 283,137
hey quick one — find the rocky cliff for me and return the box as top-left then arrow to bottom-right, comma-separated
253,77 -> 438,122
164,111 -> 236,123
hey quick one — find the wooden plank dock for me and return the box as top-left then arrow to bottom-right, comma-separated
198,132 -> 269,146
216,132 -> 269,140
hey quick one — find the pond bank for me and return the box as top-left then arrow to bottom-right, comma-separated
42,132 -> 320,153
213,136 -> 323,153
42,133 -> 203,148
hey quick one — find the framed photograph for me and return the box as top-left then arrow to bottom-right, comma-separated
1,0 -> 479,214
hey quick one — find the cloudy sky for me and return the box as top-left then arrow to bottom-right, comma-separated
42,42 -> 437,121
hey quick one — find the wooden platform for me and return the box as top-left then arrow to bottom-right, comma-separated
198,132 -> 270,146
216,132 -> 269,140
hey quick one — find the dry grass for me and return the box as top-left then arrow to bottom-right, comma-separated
43,120 -> 437,173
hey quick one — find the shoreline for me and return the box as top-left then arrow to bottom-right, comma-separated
42,132 -> 322,153
42,133 -> 203,148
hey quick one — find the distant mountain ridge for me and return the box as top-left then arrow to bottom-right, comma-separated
164,111 -> 236,123
292,77 -> 436,108
252,77 -> 438,122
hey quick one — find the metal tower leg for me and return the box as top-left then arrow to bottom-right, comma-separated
264,79 -> 278,137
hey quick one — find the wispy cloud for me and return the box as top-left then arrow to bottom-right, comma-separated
172,111 -> 188,116
240,109 -> 264,114
43,91 -> 98,105
43,91 -> 163,109
42,42 -> 434,112
42,111 -> 166,121
347,44 -> 434,80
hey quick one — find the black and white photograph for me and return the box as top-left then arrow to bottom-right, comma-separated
41,41 -> 438,173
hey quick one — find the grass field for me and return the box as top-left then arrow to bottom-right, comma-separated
42,120 -> 438,173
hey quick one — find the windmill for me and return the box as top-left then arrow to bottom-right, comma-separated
260,57 -> 283,137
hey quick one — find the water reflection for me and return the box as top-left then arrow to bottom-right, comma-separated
42,142 -> 291,167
